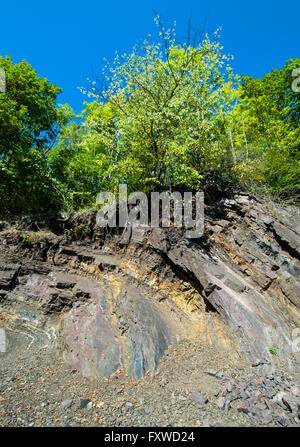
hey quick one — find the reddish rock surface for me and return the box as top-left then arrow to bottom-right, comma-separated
0,190 -> 299,379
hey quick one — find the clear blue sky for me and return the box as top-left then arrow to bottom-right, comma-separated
1,0 -> 299,113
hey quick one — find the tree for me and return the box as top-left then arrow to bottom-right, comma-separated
230,58 -> 300,194
0,56 -> 73,218
80,19 -> 238,195
49,112 -> 109,210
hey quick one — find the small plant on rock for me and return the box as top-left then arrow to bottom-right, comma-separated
268,347 -> 277,356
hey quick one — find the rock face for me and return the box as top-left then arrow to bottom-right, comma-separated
0,189 -> 299,378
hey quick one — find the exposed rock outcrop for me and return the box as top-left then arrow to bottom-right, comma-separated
0,190 -> 299,379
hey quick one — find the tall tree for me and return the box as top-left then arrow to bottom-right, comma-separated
79,20 -> 238,195
230,58 -> 300,194
0,56 -> 72,217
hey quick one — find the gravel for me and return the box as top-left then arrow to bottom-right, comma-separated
0,328 -> 299,427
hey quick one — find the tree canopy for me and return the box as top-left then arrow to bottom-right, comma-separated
230,58 -> 300,193
0,25 -> 299,218
0,56 -> 72,217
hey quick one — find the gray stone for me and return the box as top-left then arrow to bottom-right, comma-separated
256,402 -> 267,411
277,415 -> 290,426
291,386 -> 299,397
190,390 -> 208,407
210,421 -> 226,427
237,402 -> 249,414
217,397 -> 226,410
61,399 -> 73,410
281,393 -> 298,413
226,382 -> 233,393
272,221 -> 300,259
78,398 -> 90,409
252,359 -> 266,367
6,377 -> 15,382
204,369 -> 217,377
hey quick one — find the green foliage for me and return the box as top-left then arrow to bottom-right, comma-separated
0,56 -> 73,218
1,25 -> 299,219
230,58 -> 300,195
49,114 -> 107,210
268,347 -> 278,356
101,32 -> 237,192
54,24 -> 238,207
68,223 -> 89,240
